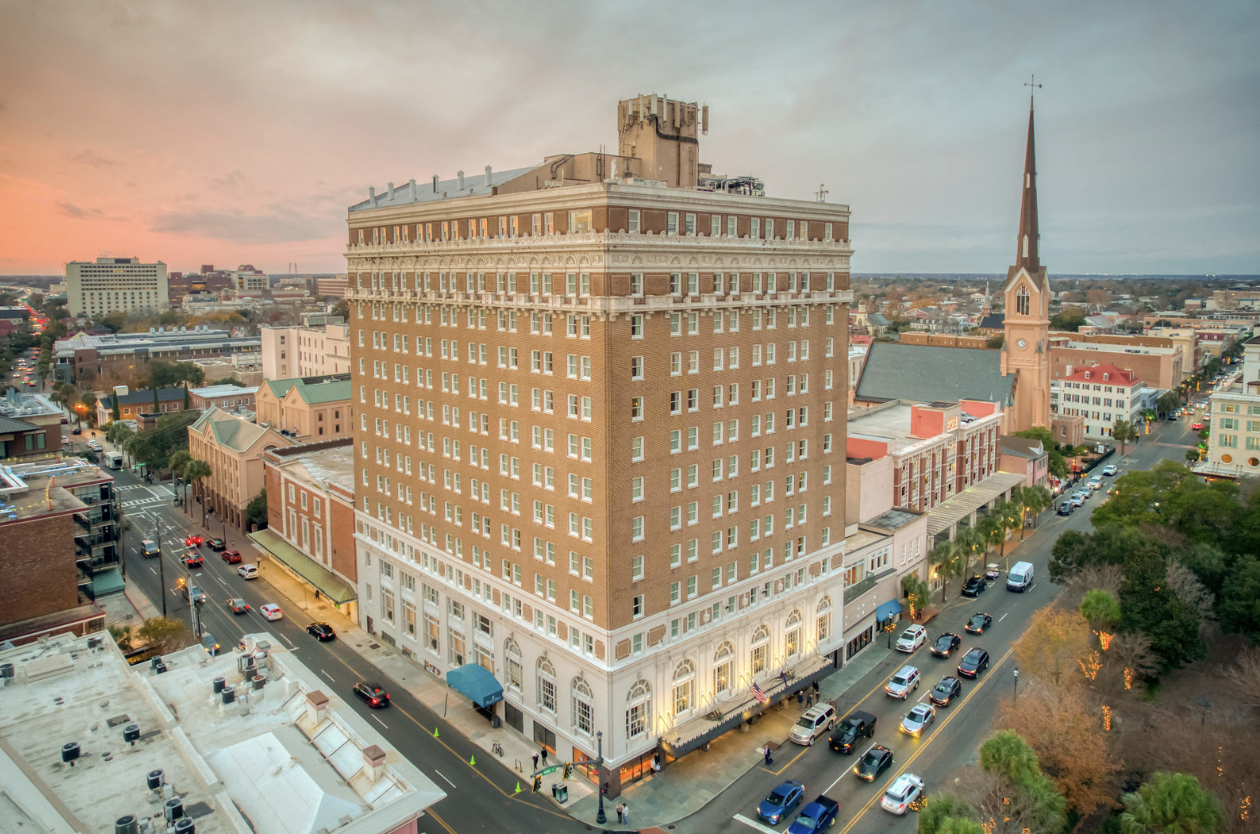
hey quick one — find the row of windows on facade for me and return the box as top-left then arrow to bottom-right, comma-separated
358,212 -> 841,245
358,270 -> 843,297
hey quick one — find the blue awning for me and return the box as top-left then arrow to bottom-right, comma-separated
446,664 -> 504,708
876,599 -> 903,622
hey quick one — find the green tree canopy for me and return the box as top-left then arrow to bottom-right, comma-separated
1012,426 -> 1068,477
1119,772 -> 1224,834
1112,419 -> 1139,454
246,487 -> 268,526
148,360 -> 205,389
127,410 -> 200,472
1050,307 -> 1088,331
1120,547 -> 1206,672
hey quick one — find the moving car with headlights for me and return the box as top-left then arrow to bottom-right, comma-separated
757,780 -> 805,825
789,702 -> 837,745
226,597 -> 249,615
929,676 -> 963,707
787,795 -> 840,834
958,647 -> 990,679
880,773 -> 925,815
899,703 -> 936,737
965,612 -> 993,634
1103,464 -> 1118,476
141,538 -> 161,558
853,744 -> 894,782
353,682 -> 391,708
1057,501 -> 1073,516
931,632 -> 961,658
828,710 -> 877,754
895,624 -> 927,653
884,665 -> 920,699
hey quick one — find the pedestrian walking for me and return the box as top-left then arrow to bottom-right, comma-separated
763,743 -> 773,765
797,690 -> 804,708
805,690 -> 813,709
813,681 -> 821,697
532,751 -> 539,771
622,802 -> 629,826
540,747 -> 548,766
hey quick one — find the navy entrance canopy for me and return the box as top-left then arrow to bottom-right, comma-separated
447,664 -> 504,708
876,599 -> 903,622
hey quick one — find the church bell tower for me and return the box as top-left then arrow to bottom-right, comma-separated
1001,88 -> 1052,433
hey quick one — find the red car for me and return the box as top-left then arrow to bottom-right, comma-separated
221,549 -> 242,564
1192,422 -> 1204,430
185,535 -> 203,547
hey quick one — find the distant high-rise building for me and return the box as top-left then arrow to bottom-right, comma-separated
345,95 -> 855,795
65,257 -> 169,319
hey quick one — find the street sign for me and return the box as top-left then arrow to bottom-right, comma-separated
537,765 -> 559,776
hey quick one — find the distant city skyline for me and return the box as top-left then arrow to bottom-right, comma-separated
0,0 -> 1256,276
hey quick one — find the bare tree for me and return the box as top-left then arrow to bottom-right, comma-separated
1166,558 -> 1215,622
1224,647 -> 1260,710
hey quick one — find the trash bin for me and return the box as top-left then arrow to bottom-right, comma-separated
555,785 -> 568,804
491,714 -> 501,729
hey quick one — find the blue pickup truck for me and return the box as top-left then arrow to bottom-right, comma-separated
788,795 -> 840,833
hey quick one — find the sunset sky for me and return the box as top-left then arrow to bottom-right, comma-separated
1,0 -> 1256,276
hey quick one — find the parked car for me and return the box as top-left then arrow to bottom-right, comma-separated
258,603 -> 283,621
885,665 -> 921,699
853,744 -> 894,782
958,647 -> 991,679
789,703 -> 837,746
929,676 -> 963,707
895,625 -> 927,653
1102,464 -> 1118,476
1057,502 -> 1073,516
221,549 -> 242,564
829,710 -> 877,754
759,780 -> 806,825
787,795 -> 840,834
306,623 -> 337,642
207,538 -> 227,552
880,774 -> 925,815
961,575 -> 988,596
930,633 -> 961,658
965,612 -> 993,635
899,703 -> 936,737
226,598 -> 250,615
353,682 -> 391,709
238,564 -> 259,579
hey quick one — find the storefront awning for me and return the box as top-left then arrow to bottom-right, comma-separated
91,567 -> 127,597
875,599 -> 902,622
447,664 -> 504,708
247,529 -> 357,605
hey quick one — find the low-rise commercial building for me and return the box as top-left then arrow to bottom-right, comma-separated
0,388 -> 63,458
55,326 -> 262,387
1049,335 -> 1184,389
1198,335 -> 1260,480
255,374 -> 352,441
261,321 -> 352,380
1050,363 -> 1145,439
96,386 -> 189,426
187,406 -> 294,530
188,383 -> 259,413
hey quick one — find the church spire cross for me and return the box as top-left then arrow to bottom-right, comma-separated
1015,78 -> 1042,272
1024,75 -> 1042,109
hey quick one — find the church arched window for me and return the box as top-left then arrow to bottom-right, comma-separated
1016,286 -> 1030,317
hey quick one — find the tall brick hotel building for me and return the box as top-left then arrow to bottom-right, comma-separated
345,95 -> 854,792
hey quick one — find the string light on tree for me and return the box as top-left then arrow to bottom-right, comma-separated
1101,704 -> 1112,731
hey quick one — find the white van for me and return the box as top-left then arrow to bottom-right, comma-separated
1007,561 -> 1034,592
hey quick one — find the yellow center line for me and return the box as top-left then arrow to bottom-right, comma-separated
834,646 -> 1015,834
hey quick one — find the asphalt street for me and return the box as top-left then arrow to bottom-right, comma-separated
111,463 -> 594,834
675,415 -> 1198,834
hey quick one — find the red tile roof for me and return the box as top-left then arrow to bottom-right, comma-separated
1061,363 -> 1138,385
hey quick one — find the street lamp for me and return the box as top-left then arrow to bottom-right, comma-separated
595,731 -> 607,825
1013,668 -> 1020,700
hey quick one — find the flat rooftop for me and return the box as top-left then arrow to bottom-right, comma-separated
0,632 -> 444,834
0,458 -> 110,523
848,403 -> 1001,454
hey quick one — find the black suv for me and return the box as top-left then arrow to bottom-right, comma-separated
930,633 -> 961,658
828,710 -> 877,754
961,575 -> 988,596
929,676 -> 962,707
958,648 -> 990,679
307,623 -> 336,641
854,744 -> 894,782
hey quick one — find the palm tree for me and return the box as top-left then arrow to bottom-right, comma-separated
931,540 -> 962,603
977,515 -> 1004,561
168,450 -> 191,509
992,499 -> 1021,557
106,422 -> 135,467
955,526 -> 986,575
979,730 -> 1041,785
1156,390 -> 1180,417
183,458 -> 212,527
1112,419 -> 1139,455
1119,772 -> 1223,834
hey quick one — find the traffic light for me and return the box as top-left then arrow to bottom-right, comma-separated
531,776 -> 542,793
563,762 -> 573,780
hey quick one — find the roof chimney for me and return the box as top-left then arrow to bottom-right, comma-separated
368,186 -> 376,205
408,179 -> 416,200
304,690 -> 330,726
485,165 -> 492,183
432,174 -> 439,192
457,170 -> 465,191
387,182 -> 394,200
362,744 -> 388,785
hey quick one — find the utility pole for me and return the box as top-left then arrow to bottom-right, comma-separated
156,529 -> 167,617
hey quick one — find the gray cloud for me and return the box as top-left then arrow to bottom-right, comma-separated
150,207 -> 337,244
55,201 -> 103,218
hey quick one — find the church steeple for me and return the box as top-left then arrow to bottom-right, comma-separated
1016,97 -> 1040,272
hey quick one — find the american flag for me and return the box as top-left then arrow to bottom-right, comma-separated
751,682 -> 769,705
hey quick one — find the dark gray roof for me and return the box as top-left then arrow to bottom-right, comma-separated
348,166 -> 542,212
978,313 -> 1005,330
867,313 -> 890,327
0,414 -> 37,433
1000,436 -> 1046,458
854,342 -> 1015,406
99,387 -> 187,407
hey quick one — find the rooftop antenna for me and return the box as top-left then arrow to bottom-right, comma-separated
815,183 -> 828,203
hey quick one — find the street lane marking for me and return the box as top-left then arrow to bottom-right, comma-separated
434,769 -> 456,788
998,612 -> 1009,622
824,767 -> 849,794
733,813 -> 780,834
320,669 -> 336,682
370,715 -> 389,730
834,646 -> 1016,834
425,809 -> 457,834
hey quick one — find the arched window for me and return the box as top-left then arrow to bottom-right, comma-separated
1016,286 -> 1031,317
571,676 -> 594,735
504,638 -> 523,691
626,679 -> 652,740
537,656 -> 556,713
751,624 -> 770,675
713,642 -> 735,697
817,596 -> 834,644
785,609 -> 803,659
671,659 -> 696,716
